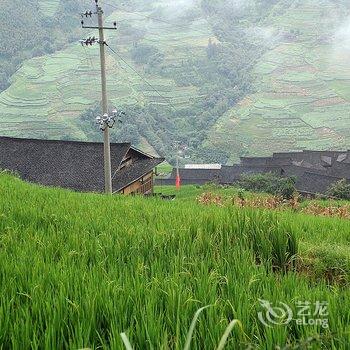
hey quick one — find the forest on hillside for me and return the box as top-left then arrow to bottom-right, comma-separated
2,0 -> 349,163
0,0 -> 284,163
79,0 -> 285,163
0,0 -> 83,91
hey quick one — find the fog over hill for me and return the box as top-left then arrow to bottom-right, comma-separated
0,0 -> 350,163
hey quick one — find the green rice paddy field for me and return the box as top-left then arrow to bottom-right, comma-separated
0,173 -> 349,349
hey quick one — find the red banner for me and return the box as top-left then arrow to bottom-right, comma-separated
176,175 -> 181,190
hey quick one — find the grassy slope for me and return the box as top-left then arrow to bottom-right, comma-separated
158,185 -> 350,280
0,1 -> 211,141
206,0 -> 350,162
0,173 -> 349,349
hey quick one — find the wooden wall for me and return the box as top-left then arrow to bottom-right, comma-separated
121,172 -> 154,195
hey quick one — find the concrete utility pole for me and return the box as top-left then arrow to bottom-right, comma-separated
80,0 -> 117,194
97,5 -> 113,194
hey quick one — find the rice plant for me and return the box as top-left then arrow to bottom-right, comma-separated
120,306 -> 243,350
0,174 -> 349,349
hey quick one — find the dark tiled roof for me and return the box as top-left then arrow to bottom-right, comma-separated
222,151 -> 350,194
171,151 -> 350,194
282,164 -> 325,177
169,168 -> 221,182
273,151 -> 303,159
326,162 -> 350,179
295,172 -> 343,194
240,157 -> 273,166
268,157 -> 293,166
289,159 -> 320,170
274,150 -> 348,166
281,163 -> 350,194
220,165 -> 282,184
0,136 -> 162,193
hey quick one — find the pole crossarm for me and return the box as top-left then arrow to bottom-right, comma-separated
80,0 -> 117,195
82,26 -> 117,30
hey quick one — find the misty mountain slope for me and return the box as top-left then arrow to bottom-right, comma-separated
205,0 -> 350,163
38,0 -> 60,17
2,0 -> 349,162
0,0 -> 84,91
0,1 -> 213,142
0,0 -> 270,161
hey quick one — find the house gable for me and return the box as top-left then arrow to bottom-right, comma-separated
0,136 -> 163,194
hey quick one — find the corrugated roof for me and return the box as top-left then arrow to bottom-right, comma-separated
184,164 -> 222,169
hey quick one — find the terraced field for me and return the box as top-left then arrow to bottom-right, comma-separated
206,0 -> 350,163
38,0 -> 60,17
0,2 -> 211,140
2,0 -> 350,160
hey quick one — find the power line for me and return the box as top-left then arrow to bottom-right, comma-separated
107,18 -> 212,50
82,44 -> 96,72
107,44 -> 175,109
101,3 -> 220,67
106,43 -> 181,113
80,0 -> 118,194
113,58 -> 154,105
101,3 -> 220,66
109,23 -> 213,54
113,18 -> 208,41
134,35 -> 208,49
82,45 -> 104,105
108,24 -> 201,50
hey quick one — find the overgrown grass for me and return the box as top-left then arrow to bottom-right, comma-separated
161,185 -> 350,281
0,174 -> 350,349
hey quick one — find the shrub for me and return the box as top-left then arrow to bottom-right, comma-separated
326,179 -> 350,200
238,173 -> 296,199
131,44 -> 163,66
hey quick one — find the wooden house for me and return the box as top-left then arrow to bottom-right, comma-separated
157,150 -> 350,195
0,137 -> 164,195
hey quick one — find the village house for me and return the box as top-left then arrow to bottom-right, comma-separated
0,137 -> 164,195
161,150 -> 350,195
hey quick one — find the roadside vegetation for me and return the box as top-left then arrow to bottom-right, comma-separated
326,179 -> 350,200
0,172 -> 349,349
238,173 -> 297,200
